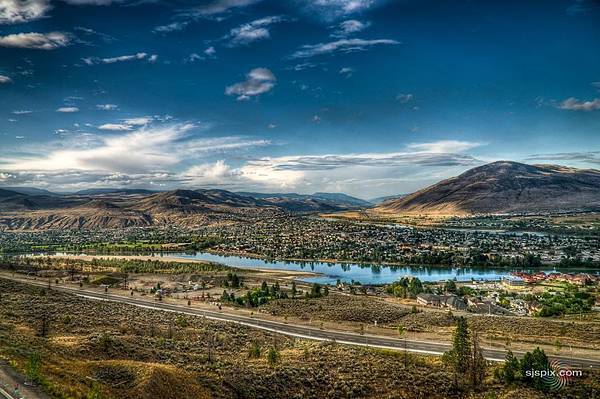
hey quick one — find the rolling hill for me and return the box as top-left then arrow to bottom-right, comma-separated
237,191 -> 371,212
0,188 -> 366,230
376,161 -> 600,216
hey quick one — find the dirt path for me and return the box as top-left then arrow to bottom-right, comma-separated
0,362 -> 49,399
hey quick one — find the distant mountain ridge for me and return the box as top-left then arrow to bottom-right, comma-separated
236,191 -> 371,211
0,188 -> 369,230
2,162 -> 598,230
376,161 -> 600,216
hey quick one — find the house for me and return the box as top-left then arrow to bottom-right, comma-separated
417,293 -> 441,307
443,295 -> 467,311
502,276 -> 525,287
417,293 -> 467,310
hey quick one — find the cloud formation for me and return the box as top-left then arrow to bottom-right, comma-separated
526,151 -> 600,165
1,124 -> 270,188
62,0 -> 124,4
291,38 -> 399,58
225,68 -> 276,100
82,52 -> 156,65
0,0 -> 51,24
332,19 -> 370,36
153,21 -> 189,33
0,31 -> 71,49
396,93 -> 413,103
0,75 -> 12,84
96,104 -> 118,110
98,116 -> 152,130
191,0 -> 262,16
226,15 -> 285,46
557,97 -> 600,111
298,0 -> 378,20
56,107 -> 79,113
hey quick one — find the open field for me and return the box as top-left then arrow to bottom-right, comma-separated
1,278 -> 599,398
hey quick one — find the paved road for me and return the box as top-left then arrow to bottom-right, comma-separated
5,277 -> 600,369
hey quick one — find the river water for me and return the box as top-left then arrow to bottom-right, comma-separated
153,251 -> 579,285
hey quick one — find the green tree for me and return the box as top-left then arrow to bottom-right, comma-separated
520,347 -> 549,390
469,331 -> 487,388
444,279 -> 458,294
496,350 -> 519,384
291,281 -> 297,297
443,317 -> 471,387
310,283 -> 322,298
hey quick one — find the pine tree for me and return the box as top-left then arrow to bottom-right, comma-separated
469,330 -> 487,388
443,316 -> 471,387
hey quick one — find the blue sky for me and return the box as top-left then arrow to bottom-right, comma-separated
0,0 -> 599,197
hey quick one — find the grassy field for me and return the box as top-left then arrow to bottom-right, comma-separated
1,278 -> 599,398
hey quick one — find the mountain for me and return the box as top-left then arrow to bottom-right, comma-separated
74,188 -> 158,196
0,188 -> 23,199
0,187 -> 58,196
0,189 -> 283,230
311,192 -> 372,207
237,191 -> 371,212
0,188 -> 372,230
369,194 -> 408,205
376,161 -> 600,216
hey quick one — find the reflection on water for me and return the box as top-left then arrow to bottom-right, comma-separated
31,251 -> 590,285
162,251 -> 559,285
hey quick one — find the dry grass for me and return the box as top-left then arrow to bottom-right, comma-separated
0,278 -> 598,399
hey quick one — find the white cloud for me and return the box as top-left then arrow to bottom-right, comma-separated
557,97 -> 600,111
191,0 -> 262,16
333,19 -> 370,36
62,0 -> 124,4
98,123 -> 132,131
0,31 -> 71,49
225,67 -> 276,101
339,67 -> 353,76
186,47 -> 216,63
184,160 -> 236,184
396,93 -> 413,103
0,0 -> 51,25
186,53 -> 202,63
1,124 -> 271,189
124,116 -> 152,125
82,52 -> 155,65
56,107 -> 79,113
226,15 -> 285,46
98,116 -> 152,131
0,75 -> 12,84
205,46 -> 216,56
291,38 -> 399,58
96,104 -> 118,110
298,0 -> 378,20
13,110 -> 32,114
230,140 -> 482,193
153,21 -> 189,33
405,140 -> 481,153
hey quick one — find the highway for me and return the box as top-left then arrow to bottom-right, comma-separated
4,276 -> 600,369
